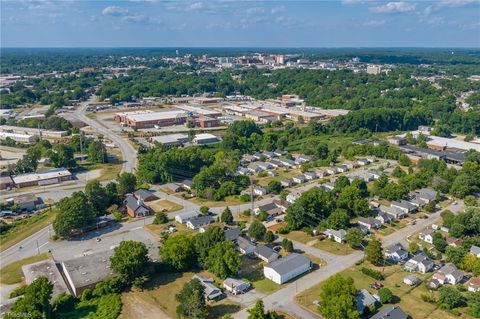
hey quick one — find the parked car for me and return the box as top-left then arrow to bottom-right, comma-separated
370,281 -> 383,290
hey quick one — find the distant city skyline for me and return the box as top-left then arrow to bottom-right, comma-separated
1,0 -> 479,48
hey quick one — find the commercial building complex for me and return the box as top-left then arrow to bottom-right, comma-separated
12,167 -> 72,188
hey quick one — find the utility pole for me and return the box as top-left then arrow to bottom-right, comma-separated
250,176 -> 254,224
36,240 -> 40,255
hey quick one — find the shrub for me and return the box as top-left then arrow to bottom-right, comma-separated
52,292 -> 76,312
81,288 -> 93,301
276,226 -> 290,234
421,293 -> 436,303
378,287 -> 393,303
112,211 -> 123,222
9,285 -> 27,298
360,267 -> 384,280
153,212 -> 168,224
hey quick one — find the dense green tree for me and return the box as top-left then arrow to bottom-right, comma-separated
175,278 -> 209,319
438,286 -> 465,310
48,144 -> 76,168
248,221 -> 266,241
110,240 -> 149,280
378,287 -> 393,304
318,275 -> 360,319
327,209 -> 350,230
161,234 -> 197,271
286,187 -> 335,229
204,241 -> 241,279
220,207 -> 234,224
282,238 -> 294,253
117,172 -> 136,196
345,228 -> 364,249
194,226 -> 226,264
264,231 -> 274,243
432,233 -> 448,253
87,140 -> 107,163
53,192 -> 95,237
85,180 -> 110,215
153,211 -> 168,224
365,238 -> 383,266
267,180 -> 282,194
5,276 -> 53,319
468,292 -> 480,317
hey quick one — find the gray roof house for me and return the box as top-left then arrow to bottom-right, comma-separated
470,245 -> 480,257
358,217 -> 382,230
418,188 -> 438,202
304,171 -> 317,180
192,275 -> 223,300
356,289 -> 377,314
133,189 -> 158,202
278,157 -> 296,167
237,236 -> 256,255
224,228 -> 241,242
255,245 -> 279,263
269,159 -> 284,168
385,243 -> 409,262
186,215 -> 215,230
379,205 -> 407,219
391,200 -> 417,214
124,195 -> 150,217
419,227 -> 436,244
324,229 -> 346,243
370,306 -> 409,319
223,278 -> 250,295
432,263 -> 463,285
376,211 -> 393,224
292,175 -> 306,184
405,252 -> 434,274
263,253 -> 311,284
174,210 -> 200,224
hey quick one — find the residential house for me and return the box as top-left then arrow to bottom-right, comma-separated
432,263 -> 463,285
419,228 -> 435,244
358,217 -> 382,230
379,205 -> 407,219
470,245 -> 480,258
192,275 -> 222,301
274,150 -> 288,157
370,306 -> 409,319
263,151 -> 275,159
281,179 -> 293,188
266,169 -> 277,177
237,167 -> 251,176
237,236 -> 256,255
321,182 -> 335,191
356,289 -> 377,315
304,171 -> 317,180
254,202 -> 283,218
268,159 -> 284,168
357,158 -> 370,166
286,190 -> 301,204
391,200 -> 417,214
133,189 -> 158,202
182,179 -> 193,190
223,278 -> 250,295
295,154 -> 312,164
326,167 -> 339,175
224,228 -> 241,242
385,243 -> 409,262
255,245 -> 279,263
324,229 -> 346,243
316,170 -> 329,178
257,162 -> 272,171
174,211 -> 200,224
409,197 -> 427,208
186,215 -> 215,230
165,183 -> 183,193
292,175 -> 306,184
241,154 -> 256,163
337,164 -> 349,173
124,195 -> 150,218
446,237 -> 463,247
253,186 -> 268,196
418,188 -> 438,203
403,274 -> 420,286
405,252 -> 434,273
263,253 -> 311,284
376,212 -> 393,224
252,152 -> 262,160
273,199 -> 289,212
278,157 -> 296,167
247,163 -> 262,173
468,277 -> 480,293
366,169 -> 382,180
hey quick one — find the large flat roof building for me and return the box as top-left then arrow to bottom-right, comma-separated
60,250 -> 115,296
22,259 -> 69,298
12,167 -> 72,188
174,104 -> 222,118
122,110 -> 188,129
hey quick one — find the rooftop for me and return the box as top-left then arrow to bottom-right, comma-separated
12,167 -> 71,184
265,253 -> 310,275
22,259 -> 69,298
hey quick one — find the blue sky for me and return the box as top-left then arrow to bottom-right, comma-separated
1,0 -> 479,47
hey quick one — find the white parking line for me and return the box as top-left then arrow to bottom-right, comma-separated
131,226 -> 142,231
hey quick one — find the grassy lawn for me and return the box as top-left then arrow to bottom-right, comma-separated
122,270 -> 242,319
0,209 -> 56,252
148,199 -> 183,213
77,158 -> 122,181
238,257 -> 281,294
187,196 -> 244,208
0,253 -> 50,284
296,261 -> 474,319
282,230 -> 355,256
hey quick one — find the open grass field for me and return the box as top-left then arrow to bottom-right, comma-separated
295,261 -> 474,319
144,221 -> 196,239
0,253 -> 50,284
122,270 -> 242,319
0,209 -> 56,252
187,196 -> 244,208
148,199 -> 183,213
283,231 -> 355,256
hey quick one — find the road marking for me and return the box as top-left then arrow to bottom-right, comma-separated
38,242 -> 49,249
131,226 -> 142,231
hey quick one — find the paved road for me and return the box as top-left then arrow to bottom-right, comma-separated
73,97 -> 137,173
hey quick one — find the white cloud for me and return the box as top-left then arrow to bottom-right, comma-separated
102,6 -> 129,17
362,19 -> 386,27
437,0 -> 477,7
371,2 -> 416,13
122,14 -> 148,23
186,2 -> 205,11
271,5 -> 285,14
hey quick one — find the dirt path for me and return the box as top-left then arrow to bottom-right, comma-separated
121,292 -> 171,319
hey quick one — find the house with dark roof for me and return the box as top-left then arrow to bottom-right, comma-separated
292,175 -> 306,184
237,236 -> 256,255
124,195 -> 150,217
358,217 -> 382,230
418,188 -> 438,203
133,189 -> 158,202
186,215 -> 215,230
304,171 -> 317,180
182,179 -> 193,190
370,306 -> 409,319
263,253 -> 311,284
356,289 -> 378,314
224,228 -> 241,242
432,263 -> 463,285
405,252 -> 433,274
379,205 -> 407,219
391,200 -> 417,214
376,211 -> 393,224
192,275 -> 223,300
255,245 -> 279,263
324,229 -> 346,243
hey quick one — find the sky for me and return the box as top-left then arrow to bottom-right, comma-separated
1,0 -> 479,48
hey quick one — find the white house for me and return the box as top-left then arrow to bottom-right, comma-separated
470,245 -> 480,258
385,243 -> 409,262
304,171 -> 317,180
174,211 -> 200,224
281,179 -> 293,188
286,190 -> 301,204
337,164 -> 349,173
391,200 -> 417,214
405,252 -> 434,274
237,237 -> 256,255
357,217 -> 381,230
223,278 -> 250,295
292,175 -> 306,184
403,275 -> 420,286
419,228 -> 435,244
192,275 -> 222,300
324,229 -> 346,243
186,215 -> 215,230
432,263 -> 463,285
263,253 -> 311,284
253,186 -> 268,196
326,167 -> 339,175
